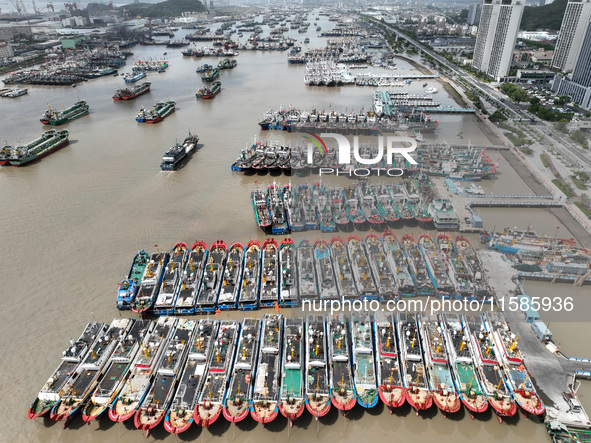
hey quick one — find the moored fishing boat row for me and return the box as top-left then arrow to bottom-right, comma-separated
29,313 -> 543,432
251,182 -> 435,234
115,233 -> 492,314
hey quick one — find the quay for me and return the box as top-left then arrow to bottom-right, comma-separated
517,272 -> 591,285
468,200 -> 563,208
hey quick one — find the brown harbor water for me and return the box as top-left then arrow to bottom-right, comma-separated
1,16 -> 589,443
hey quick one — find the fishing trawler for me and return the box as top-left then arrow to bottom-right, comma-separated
195,240 -> 227,312
282,185 -> 305,232
194,320 -> 240,427
419,234 -> 455,298
249,314 -> 283,426
464,315 -> 517,422
260,239 -> 279,307
298,183 -> 319,230
454,236 -> 493,298
330,236 -> 357,300
402,234 -> 433,296
238,241 -> 261,311
113,82 -> 151,100
164,319 -> 218,433
313,182 -> 337,232
486,314 -> 545,416
135,319 -> 197,436
279,238 -> 298,306
328,186 -> 351,228
351,312 -> 378,408
437,234 -> 474,299
160,133 -> 199,171
357,182 -> 385,224
252,187 -> 272,230
382,231 -> 415,297
364,232 -> 398,301
132,252 -> 169,314
109,317 -> 178,422
50,319 -> 133,426
196,80 -> 221,99
440,313 -> 488,418
418,313 -> 461,416
268,183 -> 289,235
116,250 -> 149,310
373,184 -> 401,224
314,239 -> 339,301
174,241 -> 208,314
153,243 -> 188,315
343,185 -> 366,226
145,100 -> 175,124
347,235 -> 378,299
397,312 -> 433,414
28,322 -> 107,419
8,129 -> 70,167
327,314 -> 356,413
223,318 -> 262,423
374,312 -> 405,411
82,320 -> 153,423
201,68 -> 220,82
305,314 -> 331,418
124,71 -> 147,83
217,242 -> 244,310
40,100 -> 89,125
279,317 -> 306,426
298,239 -> 319,300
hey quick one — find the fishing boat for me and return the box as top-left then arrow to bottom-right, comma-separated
40,100 -> 89,125
164,319 -> 218,433
218,58 -> 237,69
8,129 -> 70,167
357,182 -> 385,224
343,185 -> 366,226
454,236 -> 493,298
196,80 -> 221,99
486,314 -> 545,416
329,236 -> 357,300
402,234 -> 433,296
51,318 -> 134,426
135,319 -> 197,437
160,133 -> 199,171
252,187 -> 272,230
260,239 -> 279,307
440,313 -> 488,418
117,250 -> 149,310
82,320 -> 153,423
196,63 -> 212,73
201,68 -> 220,82
298,183 -> 319,230
279,317 -> 305,426
374,312 -> 405,411
397,312 -> 433,415
238,240 -> 261,311
27,322 -> 107,419
305,314 -> 331,418
194,320 -> 239,427
327,314 -> 356,413
113,82 -> 151,100
297,239 -> 319,300
251,314 -> 283,426
124,71 -> 147,83
109,317 -> 178,422
145,100 -> 176,124
314,239 -> 339,301
132,251 -> 170,314
174,241 -> 208,314
347,235 -> 378,299
328,186 -> 351,228
282,184 -> 305,232
153,243 -> 188,316
350,312 -> 378,408
223,318 -> 262,423
382,231 -> 415,297
217,242 -> 244,310
373,183 -> 401,224
437,233 -> 473,299
279,238 -> 298,307
418,313 -> 461,416
464,315 -> 517,422
419,233 -> 455,298
268,182 -> 289,235
195,240 -> 227,312
364,232 -> 398,301
312,182 -> 337,232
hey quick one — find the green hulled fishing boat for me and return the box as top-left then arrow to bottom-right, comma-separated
40,100 -> 89,125
9,130 -> 70,166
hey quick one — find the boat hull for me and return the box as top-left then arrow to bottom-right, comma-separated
378,387 -> 406,409
405,388 -> 433,412
305,395 -> 331,418
194,403 -> 222,427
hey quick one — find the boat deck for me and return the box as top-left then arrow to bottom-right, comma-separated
253,356 -> 280,401
93,362 -> 130,399
403,359 -> 429,389
454,362 -> 483,395
331,244 -> 357,299
298,243 -> 318,299
348,240 -> 378,296
429,365 -> 454,391
200,373 -> 227,403
315,251 -> 338,300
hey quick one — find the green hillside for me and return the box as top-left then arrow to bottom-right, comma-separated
520,0 -> 568,31
122,0 -> 206,18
